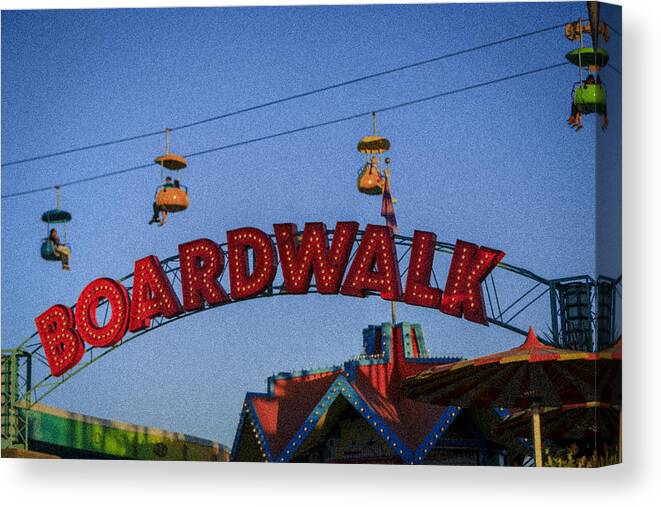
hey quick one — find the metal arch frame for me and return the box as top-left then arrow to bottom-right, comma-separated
1,349 -> 32,449
8,230 -> 621,407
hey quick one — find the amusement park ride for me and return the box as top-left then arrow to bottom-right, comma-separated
39,186 -> 72,265
357,113 -> 389,195
152,128 -> 190,226
32,4 -> 615,270
565,1 -> 610,131
3,2 -> 620,463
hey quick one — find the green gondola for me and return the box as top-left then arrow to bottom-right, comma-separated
573,83 -> 607,114
565,3 -> 611,131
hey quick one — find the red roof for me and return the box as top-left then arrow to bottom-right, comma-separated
250,371 -> 341,457
237,322 -> 461,461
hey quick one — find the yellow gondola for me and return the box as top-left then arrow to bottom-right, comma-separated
357,156 -> 385,195
356,113 -> 389,195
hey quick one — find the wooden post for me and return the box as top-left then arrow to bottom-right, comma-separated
532,405 -> 543,467
386,161 -> 396,326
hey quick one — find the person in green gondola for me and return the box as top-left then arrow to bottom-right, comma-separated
149,176 -> 174,226
567,102 -> 584,131
567,75 -> 608,131
49,228 -> 71,270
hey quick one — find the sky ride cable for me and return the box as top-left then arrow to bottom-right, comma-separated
1,22 -> 567,169
1,61 -> 570,200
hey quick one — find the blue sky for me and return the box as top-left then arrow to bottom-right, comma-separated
1,3 -> 621,444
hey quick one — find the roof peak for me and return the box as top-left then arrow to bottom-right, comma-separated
521,326 -> 543,348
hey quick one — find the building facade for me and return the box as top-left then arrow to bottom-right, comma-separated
232,322 -> 518,465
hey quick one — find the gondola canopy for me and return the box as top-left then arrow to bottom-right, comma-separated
357,135 -> 391,155
41,208 -> 72,224
154,153 -> 188,171
565,47 -> 609,68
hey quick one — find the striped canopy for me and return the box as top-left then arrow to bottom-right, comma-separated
403,328 -> 621,409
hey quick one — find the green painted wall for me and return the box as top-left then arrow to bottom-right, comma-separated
23,405 -> 229,461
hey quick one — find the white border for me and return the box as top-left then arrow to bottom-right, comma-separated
3,0 -> 660,505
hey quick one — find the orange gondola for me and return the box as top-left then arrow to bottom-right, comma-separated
151,129 -> 190,224
155,183 -> 190,213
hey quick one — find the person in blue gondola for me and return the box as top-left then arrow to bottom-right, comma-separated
49,228 -> 71,270
149,176 -> 174,226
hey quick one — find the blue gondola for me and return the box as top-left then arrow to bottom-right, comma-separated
40,187 -> 72,264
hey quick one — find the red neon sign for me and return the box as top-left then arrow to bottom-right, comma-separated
340,224 -> 402,301
227,227 -> 279,299
274,221 -> 358,294
179,238 -> 229,312
439,240 -> 506,324
35,304 -> 86,377
34,222 -> 505,376
129,255 -> 184,332
403,230 -> 442,309
75,277 -> 130,347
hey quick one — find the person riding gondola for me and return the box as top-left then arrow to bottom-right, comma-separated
568,101 -> 584,131
151,129 -> 190,226
149,176 -> 174,226
564,7 -> 610,133
568,74 -> 608,131
48,228 -> 71,270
